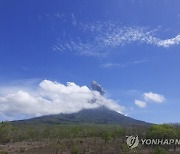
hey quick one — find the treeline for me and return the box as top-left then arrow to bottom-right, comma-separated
1,122 -> 180,153
0,123 -> 127,143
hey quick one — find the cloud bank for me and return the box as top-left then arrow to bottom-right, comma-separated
52,22 -> 180,57
0,80 -> 124,121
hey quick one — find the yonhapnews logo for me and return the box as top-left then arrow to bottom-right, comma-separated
126,135 -> 180,149
126,136 -> 139,149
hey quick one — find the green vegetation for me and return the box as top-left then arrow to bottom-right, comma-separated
154,147 -> 168,154
0,151 -> 8,154
0,122 -> 16,143
1,122 -> 180,153
0,122 -> 126,143
147,124 -> 177,139
1,122 -> 180,143
71,145 -> 80,154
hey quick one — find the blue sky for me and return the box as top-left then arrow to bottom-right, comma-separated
0,0 -> 180,123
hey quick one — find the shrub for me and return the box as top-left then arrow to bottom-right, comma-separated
71,145 -> 80,154
154,147 -> 168,154
0,150 -> 8,154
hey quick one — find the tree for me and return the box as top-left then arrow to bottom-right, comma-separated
101,131 -> 112,143
147,124 -> 177,139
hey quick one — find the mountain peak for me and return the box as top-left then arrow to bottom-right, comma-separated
14,106 -> 149,126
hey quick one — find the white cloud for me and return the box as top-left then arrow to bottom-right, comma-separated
144,92 -> 165,103
101,63 -> 122,68
135,100 -> 146,108
101,59 -> 149,68
71,13 -> 77,26
0,80 -> 125,121
52,21 -> 180,57
157,35 -> 180,47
